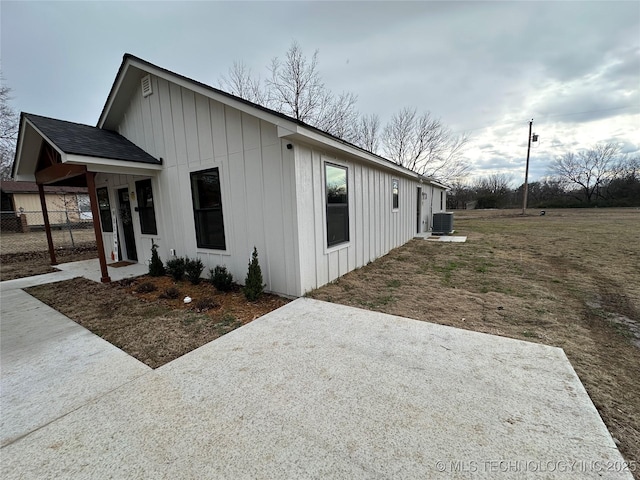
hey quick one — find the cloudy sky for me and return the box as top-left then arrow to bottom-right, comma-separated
2,1 -> 639,184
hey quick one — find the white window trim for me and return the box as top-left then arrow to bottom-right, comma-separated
392,178 -> 399,212
188,161 -> 232,256
323,158 -> 351,254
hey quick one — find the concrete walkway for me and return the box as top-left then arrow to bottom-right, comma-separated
0,258 -> 148,293
1,260 -> 151,447
0,269 -> 633,478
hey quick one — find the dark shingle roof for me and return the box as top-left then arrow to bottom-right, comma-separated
24,113 -> 160,165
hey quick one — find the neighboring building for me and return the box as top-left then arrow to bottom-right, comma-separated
0,180 -> 89,229
12,54 -> 448,295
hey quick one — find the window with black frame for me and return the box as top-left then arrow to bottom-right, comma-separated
96,187 -> 113,232
135,179 -> 157,235
190,168 -> 226,250
392,178 -> 399,210
325,163 -> 349,247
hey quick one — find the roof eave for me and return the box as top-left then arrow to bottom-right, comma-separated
66,154 -> 163,176
97,54 -> 448,184
278,125 -> 423,180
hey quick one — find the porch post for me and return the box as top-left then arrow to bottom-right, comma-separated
37,183 -> 57,265
86,172 -> 111,283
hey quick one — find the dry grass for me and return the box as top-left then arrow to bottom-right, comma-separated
26,276 -> 289,369
0,229 -> 96,255
307,208 -> 640,469
0,246 -> 98,281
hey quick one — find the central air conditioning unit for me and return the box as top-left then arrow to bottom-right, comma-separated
432,212 -> 454,234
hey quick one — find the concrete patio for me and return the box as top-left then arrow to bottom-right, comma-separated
0,268 -> 633,478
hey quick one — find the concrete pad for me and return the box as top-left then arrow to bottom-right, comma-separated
427,235 -> 468,242
56,258 -> 148,282
1,298 -> 631,479
0,259 -> 146,293
0,288 -> 151,447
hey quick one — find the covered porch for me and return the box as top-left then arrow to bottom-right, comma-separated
12,113 -> 162,282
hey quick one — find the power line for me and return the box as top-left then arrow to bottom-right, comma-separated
539,105 -> 637,120
452,104 -> 638,135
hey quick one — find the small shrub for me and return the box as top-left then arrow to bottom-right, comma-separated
194,297 -> 220,312
166,257 -> 186,281
159,287 -> 180,299
148,243 -> 165,277
244,246 -> 265,301
185,257 -> 205,285
136,281 -> 157,293
210,265 -> 234,292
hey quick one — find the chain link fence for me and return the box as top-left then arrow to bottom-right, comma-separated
1,210 -> 97,255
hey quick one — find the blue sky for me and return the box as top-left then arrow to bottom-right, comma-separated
2,1 -> 638,184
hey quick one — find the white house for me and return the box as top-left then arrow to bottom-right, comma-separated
13,54 -> 448,296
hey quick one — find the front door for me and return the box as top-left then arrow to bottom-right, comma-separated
117,188 -> 137,261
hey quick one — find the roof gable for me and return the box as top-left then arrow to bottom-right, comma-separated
25,114 -> 160,164
98,54 -> 447,187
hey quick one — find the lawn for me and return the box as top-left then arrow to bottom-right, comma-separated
306,208 -> 640,470
15,207 -> 639,472
0,245 -> 98,281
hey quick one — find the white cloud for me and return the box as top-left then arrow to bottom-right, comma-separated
1,0 -> 638,182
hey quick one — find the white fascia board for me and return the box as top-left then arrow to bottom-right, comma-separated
100,57 -> 423,182
85,163 -> 162,177
97,63 -> 130,128
24,119 -> 65,157
279,125 -> 420,180
107,58 -> 300,132
420,177 -> 449,190
65,154 -> 163,174
12,116 -> 29,177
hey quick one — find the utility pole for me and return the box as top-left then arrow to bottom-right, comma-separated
522,119 -> 533,215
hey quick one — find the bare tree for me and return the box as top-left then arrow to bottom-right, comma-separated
549,143 -> 622,204
1,80 -> 19,180
220,42 -> 360,140
314,91 -> 359,141
266,41 -> 328,123
473,173 -> 512,195
381,107 -> 469,183
220,43 -> 468,183
352,113 -> 381,153
471,173 -> 513,208
218,61 -> 266,105
447,179 -> 474,209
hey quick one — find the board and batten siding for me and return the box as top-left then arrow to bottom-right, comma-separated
294,144 -> 418,294
111,74 -> 300,296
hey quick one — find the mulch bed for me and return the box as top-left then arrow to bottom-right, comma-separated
25,275 -> 290,368
126,275 -> 289,324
